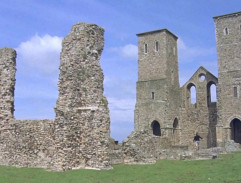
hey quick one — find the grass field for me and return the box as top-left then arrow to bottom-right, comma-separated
1,152 -> 241,183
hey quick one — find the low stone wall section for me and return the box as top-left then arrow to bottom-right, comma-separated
0,119 -> 55,168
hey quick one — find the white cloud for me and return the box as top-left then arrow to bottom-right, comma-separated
109,44 -> 138,60
14,34 -> 62,120
16,34 -> 62,76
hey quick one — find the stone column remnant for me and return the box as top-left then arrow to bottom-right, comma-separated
54,23 -> 111,170
0,48 -> 16,121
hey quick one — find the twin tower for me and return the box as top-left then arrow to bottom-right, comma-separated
134,11 -> 241,148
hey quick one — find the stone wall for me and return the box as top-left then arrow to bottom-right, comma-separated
53,23 -> 111,170
0,12 -> 240,170
179,67 -> 218,149
0,48 -> 16,121
0,119 -> 55,168
214,12 -> 241,145
0,23 -> 111,171
134,29 -> 180,134
122,129 -> 172,164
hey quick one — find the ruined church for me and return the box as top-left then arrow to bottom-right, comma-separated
0,11 -> 240,170
133,11 -> 241,150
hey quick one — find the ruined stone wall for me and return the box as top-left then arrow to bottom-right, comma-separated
179,67 -> 218,149
122,129 -> 172,164
53,23 -> 111,170
0,23 -> 111,171
0,48 -> 16,121
0,119 -> 55,168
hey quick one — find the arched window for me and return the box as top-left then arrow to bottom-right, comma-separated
187,83 -> 196,105
207,82 -> 217,106
151,121 -> 161,136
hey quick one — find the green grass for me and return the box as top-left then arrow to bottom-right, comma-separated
1,152 -> 241,183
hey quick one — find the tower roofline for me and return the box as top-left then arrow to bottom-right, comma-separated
213,11 -> 241,20
136,29 -> 178,40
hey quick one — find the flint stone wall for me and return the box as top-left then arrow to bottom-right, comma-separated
53,23 -> 111,170
0,48 -> 16,121
0,119 -> 55,168
121,129 -> 172,164
0,23 -> 111,171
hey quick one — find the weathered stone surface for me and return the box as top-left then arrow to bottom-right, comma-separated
122,129 -> 171,164
0,119 -> 55,168
1,12 -> 241,170
214,12 -> 241,146
134,30 -> 218,151
53,23 -> 111,170
0,48 -> 16,121
118,11 -> 240,165
0,23 -> 111,171
225,140 -> 241,152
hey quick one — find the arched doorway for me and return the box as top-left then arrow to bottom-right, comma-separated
151,121 -> 161,136
230,118 -> 241,143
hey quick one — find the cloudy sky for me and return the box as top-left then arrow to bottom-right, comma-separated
0,0 -> 240,142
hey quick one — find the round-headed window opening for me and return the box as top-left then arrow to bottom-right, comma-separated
187,83 -> 197,104
199,74 -> 206,82
151,120 -> 161,136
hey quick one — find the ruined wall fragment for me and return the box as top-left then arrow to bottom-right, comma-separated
53,23 -> 111,170
0,48 -> 16,121
0,120 -> 55,168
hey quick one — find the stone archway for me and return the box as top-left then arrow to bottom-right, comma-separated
151,120 -> 161,136
230,118 -> 241,144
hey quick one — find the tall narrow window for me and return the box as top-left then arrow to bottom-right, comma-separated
190,85 -> 197,104
152,92 -> 155,99
224,27 -> 229,35
207,82 -> 217,106
173,47 -> 176,55
210,84 -> 217,102
234,87 -> 238,98
144,43 -> 147,53
155,41 -> 159,52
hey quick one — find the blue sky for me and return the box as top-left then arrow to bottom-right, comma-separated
0,0 -> 240,142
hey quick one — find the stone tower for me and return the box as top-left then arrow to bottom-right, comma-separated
134,29 -> 180,137
0,48 -> 16,121
214,12 -> 241,145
